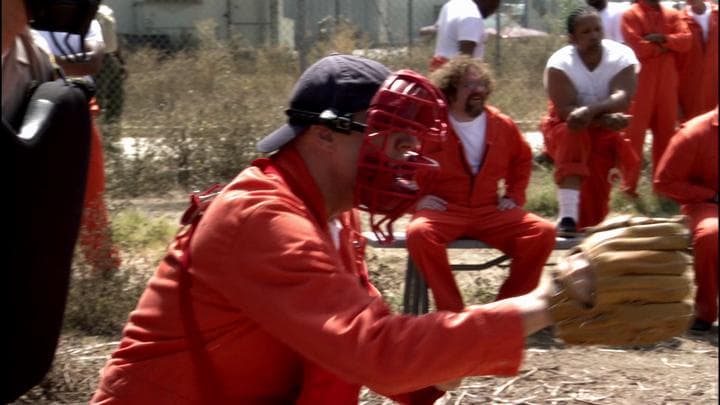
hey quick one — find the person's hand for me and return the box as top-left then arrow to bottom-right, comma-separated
644,33 -> 666,43
497,197 -> 517,211
435,378 -> 462,392
598,113 -> 632,131
567,106 -> 594,131
416,195 -> 447,211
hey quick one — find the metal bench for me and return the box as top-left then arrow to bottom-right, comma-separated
363,232 -> 583,315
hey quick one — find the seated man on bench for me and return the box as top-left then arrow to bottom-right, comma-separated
407,56 -> 556,312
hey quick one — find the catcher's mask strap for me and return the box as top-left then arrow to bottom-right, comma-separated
286,108 -> 367,134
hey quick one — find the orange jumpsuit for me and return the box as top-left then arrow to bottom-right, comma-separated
407,106 -> 556,312
654,107 -> 718,324
91,145 -> 527,404
78,98 -> 120,273
621,0 -> 692,188
540,104 -> 640,228
676,4 -> 718,121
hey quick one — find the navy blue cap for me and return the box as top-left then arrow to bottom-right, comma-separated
256,54 -> 391,153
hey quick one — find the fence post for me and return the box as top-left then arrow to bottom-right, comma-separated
296,0 -> 308,72
269,0 -> 279,47
407,0 -> 413,47
494,12 -> 501,73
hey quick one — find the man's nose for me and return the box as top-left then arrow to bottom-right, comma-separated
393,135 -> 420,159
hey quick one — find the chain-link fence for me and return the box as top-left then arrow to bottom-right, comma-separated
93,0 -> 599,196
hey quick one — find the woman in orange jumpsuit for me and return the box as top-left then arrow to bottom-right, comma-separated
620,0 -> 691,192
407,57 -> 556,313
676,0 -> 718,122
654,107 -> 718,332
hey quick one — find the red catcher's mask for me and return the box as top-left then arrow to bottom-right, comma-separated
355,69 -> 448,244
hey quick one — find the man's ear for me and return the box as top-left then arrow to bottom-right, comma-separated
307,125 -> 335,152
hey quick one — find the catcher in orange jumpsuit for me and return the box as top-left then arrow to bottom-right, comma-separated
676,0 -> 718,122
654,107 -> 718,332
90,55 -> 574,404
620,0 -> 691,192
406,56 -> 556,315
541,7 -> 640,233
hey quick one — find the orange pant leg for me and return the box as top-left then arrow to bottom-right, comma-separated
684,203 -> 719,323
79,100 -> 120,273
577,131 -> 623,228
407,211 -> 468,312
408,207 -> 556,311
648,83 -> 679,175
466,210 -> 556,300
542,119 -> 621,228
624,70 -> 659,192
541,120 -> 592,184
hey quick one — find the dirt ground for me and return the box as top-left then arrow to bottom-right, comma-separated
14,201 -> 719,404
361,248 -> 719,405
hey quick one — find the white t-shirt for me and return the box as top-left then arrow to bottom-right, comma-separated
328,218 -> 342,250
434,0 -> 486,59
543,39 -> 639,106
36,20 -> 103,82
599,2 -> 630,43
450,112 -> 488,175
37,19 -> 104,58
687,3 -> 712,42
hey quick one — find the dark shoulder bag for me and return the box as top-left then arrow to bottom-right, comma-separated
1,78 -> 92,403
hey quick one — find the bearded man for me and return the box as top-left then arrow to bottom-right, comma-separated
407,56 -> 556,316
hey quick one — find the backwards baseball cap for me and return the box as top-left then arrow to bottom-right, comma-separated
256,54 -> 391,153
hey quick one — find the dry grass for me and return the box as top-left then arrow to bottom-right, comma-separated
101,20 -> 577,197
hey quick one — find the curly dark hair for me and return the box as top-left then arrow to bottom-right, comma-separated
428,56 -> 495,104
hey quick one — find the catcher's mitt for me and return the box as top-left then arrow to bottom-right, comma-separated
550,215 -> 695,345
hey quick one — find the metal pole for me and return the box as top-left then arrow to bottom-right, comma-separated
408,0 -> 413,47
522,0 -> 529,27
296,0 -> 307,72
225,0 -> 231,39
269,0 -> 279,46
494,12 -> 501,72
335,0 -> 341,21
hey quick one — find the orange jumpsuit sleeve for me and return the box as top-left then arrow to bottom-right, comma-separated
622,10 -> 665,59
621,7 -> 691,59
663,13 -> 692,53
504,120 -> 532,207
654,124 -> 716,204
195,195 -> 525,395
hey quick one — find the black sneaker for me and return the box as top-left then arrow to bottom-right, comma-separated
690,319 -> 712,332
557,217 -> 579,237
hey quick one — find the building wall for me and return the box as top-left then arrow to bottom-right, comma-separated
101,0 -> 469,49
